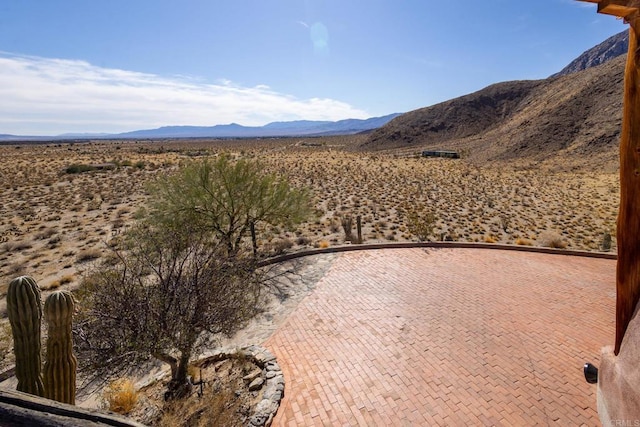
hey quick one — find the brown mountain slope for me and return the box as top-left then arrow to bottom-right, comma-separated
359,55 -> 625,170
552,30 -> 627,77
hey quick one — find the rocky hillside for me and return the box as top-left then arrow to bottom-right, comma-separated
553,31 -> 628,77
359,45 -> 625,170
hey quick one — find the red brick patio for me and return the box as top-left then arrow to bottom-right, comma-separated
264,248 -> 615,426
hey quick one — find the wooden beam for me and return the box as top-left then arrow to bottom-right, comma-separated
600,0 -> 640,18
576,0 -> 640,18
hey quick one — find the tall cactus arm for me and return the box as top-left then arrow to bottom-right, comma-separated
43,290 -> 77,405
6,276 -> 45,397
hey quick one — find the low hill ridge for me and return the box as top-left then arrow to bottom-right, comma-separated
360,43 -> 625,170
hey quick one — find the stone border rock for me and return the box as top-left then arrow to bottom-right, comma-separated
194,345 -> 284,427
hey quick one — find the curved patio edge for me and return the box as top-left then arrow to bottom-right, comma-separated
257,241 -> 617,267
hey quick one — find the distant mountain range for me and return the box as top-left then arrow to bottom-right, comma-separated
3,29 -> 631,160
0,114 -> 401,142
359,30 -> 628,171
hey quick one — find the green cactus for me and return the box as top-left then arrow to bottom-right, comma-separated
43,290 -> 77,405
6,276 -> 45,397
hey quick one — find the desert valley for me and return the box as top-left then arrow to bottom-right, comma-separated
0,29 -> 630,425
0,135 -> 620,294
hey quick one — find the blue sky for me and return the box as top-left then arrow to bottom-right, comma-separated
0,0 -> 625,135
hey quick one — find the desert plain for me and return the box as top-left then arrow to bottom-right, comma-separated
0,135 -> 619,294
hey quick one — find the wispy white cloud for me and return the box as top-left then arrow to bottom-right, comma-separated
0,52 -> 369,135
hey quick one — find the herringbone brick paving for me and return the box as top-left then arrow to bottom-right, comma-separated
264,248 -> 615,426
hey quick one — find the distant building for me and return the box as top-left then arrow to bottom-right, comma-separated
421,150 -> 460,159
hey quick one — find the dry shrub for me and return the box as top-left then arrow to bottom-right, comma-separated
515,238 -> 534,246
537,231 -> 568,249
296,235 -> 311,246
76,248 -> 102,263
159,389 -> 238,427
4,240 -> 33,252
42,274 -> 74,290
101,252 -> 121,266
59,274 -> 74,285
35,227 -> 58,240
102,378 -> 139,414
47,235 -> 62,248
266,238 -> 293,255
41,281 -> 61,291
0,323 -> 12,364
484,236 -> 497,244
8,261 -> 27,276
116,207 -> 131,217
317,240 -> 330,249
65,164 -> 96,174
404,207 -> 436,242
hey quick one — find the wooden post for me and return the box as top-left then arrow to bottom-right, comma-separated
577,0 -> 640,354
356,215 -> 363,244
615,21 -> 640,355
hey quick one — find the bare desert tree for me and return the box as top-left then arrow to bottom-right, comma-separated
74,220 -> 265,397
74,155 -> 309,397
75,217 -> 266,398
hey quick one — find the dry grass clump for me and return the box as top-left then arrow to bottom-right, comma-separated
537,231 -> 568,249
262,238 -> 294,255
0,323 -> 13,366
76,248 -> 102,263
158,390 -> 238,427
515,238 -> 534,246
35,227 -> 57,240
7,261 -> 27,276
102,378 -> 139,414
42,274 -> 74,290
3,240 -> 33,252
316,240 -> 330,249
